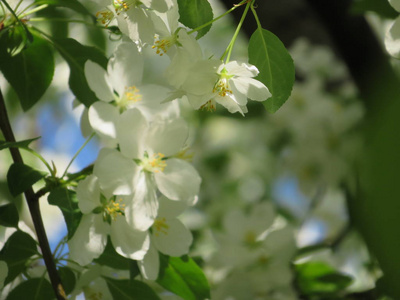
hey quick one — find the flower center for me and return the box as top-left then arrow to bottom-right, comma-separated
153,217 -> 169,236
104,198 -> 125,222
85,289 -> 103,300
152,35 -> 176,56
96,10 -> 114,27
119,86 -> 142,108
113,0 -> 139,13
141,153 -> 167,173
213,77 -> 232,97
200,99 -> 216,112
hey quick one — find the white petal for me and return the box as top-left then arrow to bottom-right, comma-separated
124,172 -> 159,231
77,175 -> 101,214
386,17 -> 400,59
143,0 -> 170,12
145,118 -> 188,157
153,218 -> 192,256
231,77 -> 271,101
117,108 -> 147,159
158,195 -> 188,219
155,158 -> 201,201
88,102 -> 119,142
108,42 -> 143,96
68,214 -> 109,266
182,59 -> 219,95
138,242 -> 159,280
93,148 -> 138,196
110,215 -> 150,260
215,94 -> 246,115
222,61 -> 259,77
124,7 -> 155,45
85,61 -> 114,102
389,0 -> 400,12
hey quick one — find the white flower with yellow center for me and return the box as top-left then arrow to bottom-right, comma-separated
93,109 -> 201,231
85,42 -> 177,144
138,196 -> 193,280
68,175 -> 150,266
204,61 -> 271,115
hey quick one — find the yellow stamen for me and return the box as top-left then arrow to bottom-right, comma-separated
124,86 -> 142,103
104,198 -> 126,221
153,217 -> 169,236
142,153 -> 167,173
200,100 -> 216,112
96,10 -> 114,27
152,35 -> 175,56
213,77 -> 232,97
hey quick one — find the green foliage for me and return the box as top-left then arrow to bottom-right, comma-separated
34,0 -> 94,17
0,137 -> 40,151
177,0 -> 213,39
351,0 -> 398,19
58,266 -> 76,295
0,31 -> 54,111
157,254 -> 210,300
295,261 -> 353,296
7,163 -> 47,197
0,230 -> 39,285
248,28 -> 295,113
47,187 -> 82,239
51,38 -> 108,107
5,278 -> 54,300
105,278 -> 160,300
94,238 -> 133,270
0,203 -> 19,228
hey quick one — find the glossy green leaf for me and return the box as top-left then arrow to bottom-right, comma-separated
52,38 -> 108,107
5,278 -> 54,300
177,0 -> 213,39
295,261 -> 353,295
248,28 -> 295,113
0,137 -> 40,151
351,0 -> 398,19
0,230 -> 38,285
58,266 -> 76,295
48,187 -> 82,239
0,31 -> 54,111
157,255 -> 210,300
105,278 -> 160,300
0,203 -> 19,228
7,163 -> 47,197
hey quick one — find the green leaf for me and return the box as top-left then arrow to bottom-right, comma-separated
94,237 -> 131,270
351,0 -> 398,19
7,163 -> 47,197
105,278 -> 160,300
295,261 -> 353,295
0,203 -> 19,228
48,187 -> 82,239
58,266 -> 76,295
157,254 -> 210,300
0,137 -> 40,151
34,0 -> 94,17
5,278 -> 54,300
0,31 -> 54,111
52,38 -> 108,107
177,0 -> 213,39
0,230 -> 38,285
248,28 -> 295,113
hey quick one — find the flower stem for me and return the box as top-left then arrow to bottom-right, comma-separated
62,132 -> 95,178
187,0 -> 249,35
0,88 -> 66,300
220,0 -> 253,63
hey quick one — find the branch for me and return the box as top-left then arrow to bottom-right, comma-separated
0,88 -> 66,299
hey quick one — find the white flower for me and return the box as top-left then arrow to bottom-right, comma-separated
85,42 -> 179,143
68,175 -> 150,265
138,196 -> 193,280
93,109 -> 201,230
202,61 -> 271,115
